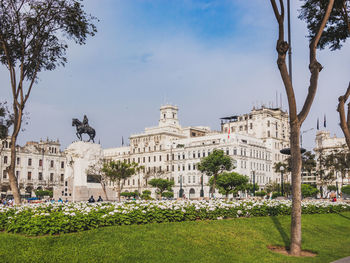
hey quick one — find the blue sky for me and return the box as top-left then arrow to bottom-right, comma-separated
1,0 -> 349,150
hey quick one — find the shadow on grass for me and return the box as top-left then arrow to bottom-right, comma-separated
335,212 -> 350,221
270,216 -> 290,248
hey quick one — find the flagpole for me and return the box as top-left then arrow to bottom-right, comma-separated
287,0 -> 292,84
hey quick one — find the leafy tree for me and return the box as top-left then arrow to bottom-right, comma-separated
272,192 -> 283,199
302,151 -> 317,176
244,183 -> 259,195
148,178 -> 174,198
86,159 -> 109,201
301,184 -> 319,198
102,160 -> 139,202
0,0 -> 97,204
34,189 -> 53,198
0,102 -> 13,141
161,191 -> 174,199
198,149 -> 234,197
270,0 -> 334,256
120,191 -> 139,199
141,190 -> 152,200
300,1 -> 350,151
317,150 -> 337,195
327,185 -> 337,191
341,185 -> 350,195
273,161 -> 289,173
209,172 -> 248,198
328,149 -> 350,187
255,191 -> 267,197
299,0 -> 350,51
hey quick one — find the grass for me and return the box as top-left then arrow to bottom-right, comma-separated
0,212 -> 349,263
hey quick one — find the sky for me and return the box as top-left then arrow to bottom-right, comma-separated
1,0 -> 350,151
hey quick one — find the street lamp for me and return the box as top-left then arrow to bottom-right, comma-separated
179,175 -> 184,198
200,174 -> 204,197
280,166 -> 285,196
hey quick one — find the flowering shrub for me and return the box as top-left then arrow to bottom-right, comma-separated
0,200 -> 349,236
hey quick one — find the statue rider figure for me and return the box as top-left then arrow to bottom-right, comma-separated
82,115 -> 89,129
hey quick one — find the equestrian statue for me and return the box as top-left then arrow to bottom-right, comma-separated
72,115 -> 96,143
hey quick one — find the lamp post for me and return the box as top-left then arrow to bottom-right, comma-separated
179,175 -> 183,198
200,174 -> 204,197
280,166 -> 285,196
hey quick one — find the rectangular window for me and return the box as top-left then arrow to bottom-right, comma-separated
50,160 -> 54,168
60,174 -> 64,182
193,176 -> 195,183
16,171 -> 19,178
28,158 -> 32,166
16,157 -> 20,165
3,170 -> 7,179
28,171 -> 32,180
50,173 -> 54,181
188,164 -> 191,170
154,156 -> 156,162
159,155 -> 162,161
188,176 -> 190,183
39,172 -> 43,181
3,156 -> 7,164
61,161 -> 64,168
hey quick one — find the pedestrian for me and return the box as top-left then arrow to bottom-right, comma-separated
88,195 -> 95,203
97,196 -> 103,202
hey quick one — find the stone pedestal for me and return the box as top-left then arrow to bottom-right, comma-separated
55,141 -> 104,201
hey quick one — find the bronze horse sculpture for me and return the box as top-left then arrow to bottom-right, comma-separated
72,117 -> 96,143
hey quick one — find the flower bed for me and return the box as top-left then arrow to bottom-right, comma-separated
0,200 -> 349,236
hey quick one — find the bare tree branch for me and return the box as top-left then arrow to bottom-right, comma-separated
298,0 -> 335,124
338,82 -> 350,149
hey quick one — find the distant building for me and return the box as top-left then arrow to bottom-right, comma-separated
0,105 -> 294,200
104,105 -> 282,198
314,130 -> 349,190
0,138 -> 66,198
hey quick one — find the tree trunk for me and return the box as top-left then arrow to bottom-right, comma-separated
211,174 -> 217,198
8,105 -> 22,205
101,182 -> 108,201
290,122 -> 302,256
117,180 -> 121,202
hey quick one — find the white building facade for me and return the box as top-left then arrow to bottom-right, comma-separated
104,105 -> 280,198
314,130 -> 350,189
0,138 -> 66,198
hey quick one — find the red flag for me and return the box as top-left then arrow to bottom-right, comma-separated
228,124 -> 230,139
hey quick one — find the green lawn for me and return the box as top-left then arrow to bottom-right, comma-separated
0,212 -> 349,263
